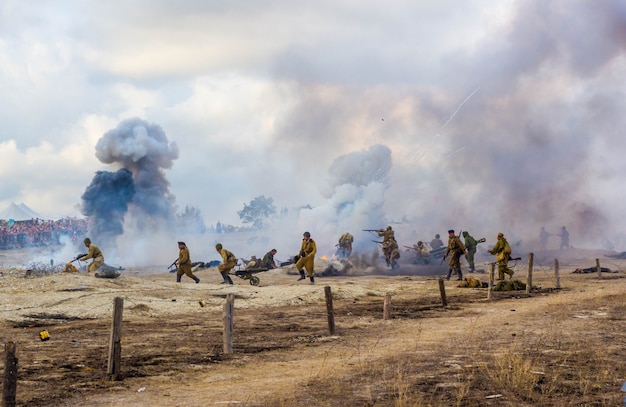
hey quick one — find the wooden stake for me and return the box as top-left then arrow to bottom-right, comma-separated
223,293 -> 235,354
526,253 -> 534,294
107,297 -> 124,381
438,277 -> 447,307
596,258 -> 602,279
554,258 -> 560,289
2,342 -> 17,407
324,286 -> 335,335
383,293 -> 392,320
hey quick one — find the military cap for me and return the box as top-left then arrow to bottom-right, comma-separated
448,229 -> 454,234
84,237 -> 91,244
215,243 -> 223,250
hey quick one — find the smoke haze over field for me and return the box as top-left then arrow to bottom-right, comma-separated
2,0 -> 626,263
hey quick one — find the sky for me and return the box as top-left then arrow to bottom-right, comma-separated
1,0 -> 626,262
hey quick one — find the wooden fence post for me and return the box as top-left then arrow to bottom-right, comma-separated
107,297 -> 124,381
223,293 -> 235,354
596,258 -> 602,279
488,263 -> 494,300
383,293 -> 392,320
526,253 -> 534,294
2,342 -> 17,407
438,277 -> 447,307
324,286 -> 336,335
554,258 -> 560,289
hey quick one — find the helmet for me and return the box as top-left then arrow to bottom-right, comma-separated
435,234 -> 440,238
215,243 -> 223,250
417,241 -> 423,246
83,237 -> 91,244
303,231 -> 311,238
386,226 -> 392,231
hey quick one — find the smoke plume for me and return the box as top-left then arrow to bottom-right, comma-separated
80,118 -> 179,256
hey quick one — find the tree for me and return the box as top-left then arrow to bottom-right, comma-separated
237,195 -> 277,229
176,205 -> 206,233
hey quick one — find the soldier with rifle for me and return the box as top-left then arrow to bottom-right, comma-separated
405,241 -> 430,265
488,232 -> 515,280
79,237 -> 104,273
175,241 -> 200,284
462,231 -> 486,273
443,229 -> 466,281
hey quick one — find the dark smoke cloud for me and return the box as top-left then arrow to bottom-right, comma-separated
81,168 -> 135,248
95,117 -> 180,231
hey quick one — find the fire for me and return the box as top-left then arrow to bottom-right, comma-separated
321,255 -> 327,260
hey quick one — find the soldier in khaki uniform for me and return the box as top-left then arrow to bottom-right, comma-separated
80,238 -> 104,273
296,232 -> 317,284
175,241 -> 200,283
488,232 -> 514,280
387,237 -> 400,269
445,229 -> 466,281
337,232 -> 354,257
216,243 -> 236,284
377,226 -> 396,266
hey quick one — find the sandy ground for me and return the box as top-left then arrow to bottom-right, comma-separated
1,246 -> 625,406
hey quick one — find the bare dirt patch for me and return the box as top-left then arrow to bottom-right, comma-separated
0,248 -> 625,406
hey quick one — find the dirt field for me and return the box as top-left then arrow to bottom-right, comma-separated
1,247 -> 626,406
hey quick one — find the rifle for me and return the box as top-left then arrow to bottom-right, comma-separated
71,253 -> 87,263
440,252 -> 448,265
372,240 -> 383,244
167,258 -> 178,271
404,245 -> 418,251
363,229 -> 383,233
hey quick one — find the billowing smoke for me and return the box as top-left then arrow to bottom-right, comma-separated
298,144 -> 392,254
81,168 -> 135,248
80,118 -> 179,259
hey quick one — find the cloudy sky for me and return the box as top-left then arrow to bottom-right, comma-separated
1,0 -> 626,255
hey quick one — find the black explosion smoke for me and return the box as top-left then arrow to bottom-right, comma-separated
81,118 -> 179,250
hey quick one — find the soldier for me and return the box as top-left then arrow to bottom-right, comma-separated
261,249 -> 278,269
377,226 -> 396,266
539,226 -> 549,251
79,237 -> 104,273
296,231 -> 317,284
387,237 -> 401,269
377,226 -> 395,243
444,229 -> 466,281
560,226 -> 570,249
414,241 -> 430,264
488,232 -> 514,280
337,232 -> 354,258
462,231 -> 478,272
175,241 -> 200,283
215,243 -> 235,284
430,234 -> 444,250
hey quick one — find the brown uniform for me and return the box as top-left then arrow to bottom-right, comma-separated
80,243 -> 104,273
176,245 -> 199,283
445,234 -> 466,280
296,238 -> 317,277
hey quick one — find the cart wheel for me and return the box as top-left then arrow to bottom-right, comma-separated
249,276 -> 260,286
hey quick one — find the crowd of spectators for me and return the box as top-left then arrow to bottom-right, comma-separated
0,218 -> 88,250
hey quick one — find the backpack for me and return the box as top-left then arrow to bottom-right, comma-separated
503,239 -> 512,255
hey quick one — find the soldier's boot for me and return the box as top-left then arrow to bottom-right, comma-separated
498,271 -> 505,280
193,276 -> 200,284
456,269 -> 463,281
446,269 -> 452,280
507,270 -> 514,280
310,276 -> 315,285
297,270 -> 306,281
176,274 -> 182,283
220,271 -> 230,284
469,265 -> 475,273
